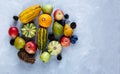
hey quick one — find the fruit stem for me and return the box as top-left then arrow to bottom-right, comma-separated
42,18 -> 45,21
54,47 -> 57,50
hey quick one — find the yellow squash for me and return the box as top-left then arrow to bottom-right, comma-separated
19,4 -> 41,24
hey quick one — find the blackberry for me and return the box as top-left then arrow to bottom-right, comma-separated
70,22 -> 76,29
64,14 -> 69,19
10,39 -> 15,46
13,16 -> 18,21
48,33 -> 55,41
57,54 -> 62,61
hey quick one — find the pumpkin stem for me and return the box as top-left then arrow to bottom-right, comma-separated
42,18 -> 45,21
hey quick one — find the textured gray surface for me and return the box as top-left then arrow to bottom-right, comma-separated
0,0 -> 120,74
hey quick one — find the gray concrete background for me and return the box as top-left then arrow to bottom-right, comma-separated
0,0 -> 120,74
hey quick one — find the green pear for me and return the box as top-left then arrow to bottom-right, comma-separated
14,37 -> 25,50
42,4 -> 53,14
40,52 -> 50,63
52,22 -> 63,36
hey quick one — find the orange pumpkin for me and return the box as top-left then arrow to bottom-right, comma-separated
38,14 -> 52,28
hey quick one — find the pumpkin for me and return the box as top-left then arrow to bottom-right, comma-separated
21,23 -> 36,38
38,14 -> 52,28
48,41 -> 62,56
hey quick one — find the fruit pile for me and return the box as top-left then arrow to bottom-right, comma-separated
8,4 -> 78,64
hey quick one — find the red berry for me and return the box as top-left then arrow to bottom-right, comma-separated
8,27 -> 18,38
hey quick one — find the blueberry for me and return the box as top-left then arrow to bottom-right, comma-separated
70,22 -> 76,29
10,39 -> 15,46
72,35 -> 78,41
70,35 -> 78,44
61,20 -> 66,26
64,14 -> 69,19
13,16 -> 18,21
58,20 -> 66,26
73,35 -> 78,40
57,54 -> 62,61
48,33 -> 55,41
70,38 -> 76,44
71,39 -> 76,44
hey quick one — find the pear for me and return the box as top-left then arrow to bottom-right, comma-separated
14,37 -> 25,50
52,22 -> 63,36
64,24 -> 73,37
42,4 -> 53,14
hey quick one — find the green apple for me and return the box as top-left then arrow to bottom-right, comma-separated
52,22 -> 63,36
14,37 -> 25,50
40,52 -> 50,63
42,4 -> 53,14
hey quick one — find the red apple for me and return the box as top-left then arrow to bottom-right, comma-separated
8,26 -> 18,38
25,41 -> 37,54
60,36 -> 70,47
54,9 -> 64,21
